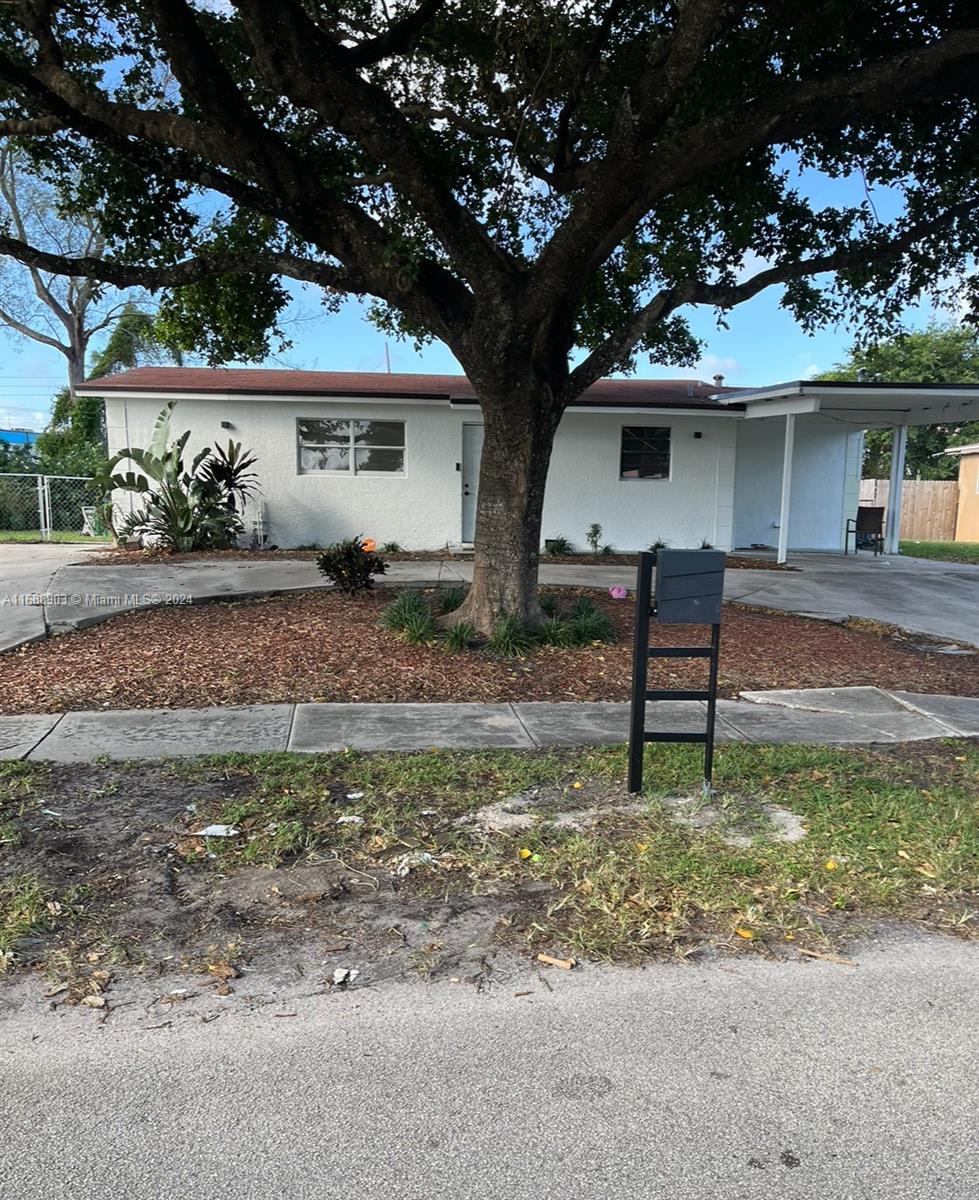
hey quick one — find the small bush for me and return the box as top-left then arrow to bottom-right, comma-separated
567,609 -> 616,644
539,593 -> 559,617
381,541 -> 402,553
401,610 -> 438,645
316,536 -> 387,594
568,595 -> 599,620
544,535 -> 572,556
586,522 -> 603,555
600,543 -> 614,556
487,615 -> 535,658
539,617 -> 575,647
700,538 -> 715,550
443,621 -> 476,653
438,586 -> 466,614
381,590 -> 429,631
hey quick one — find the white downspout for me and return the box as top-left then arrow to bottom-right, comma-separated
884,424 -> 908,555
776,413 -> 795,564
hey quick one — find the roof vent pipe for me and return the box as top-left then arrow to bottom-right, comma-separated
713,374 -> 725,388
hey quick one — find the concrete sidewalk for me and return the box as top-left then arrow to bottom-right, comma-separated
2,687 -> 975,762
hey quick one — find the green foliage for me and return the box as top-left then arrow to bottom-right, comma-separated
87,303 -> 182,380
820,323 -> 979,479
544,535 -> 572,556
438,586 -> 466,614
443,621 -> 476,653
381,589 -> 429,631
539,617 -> 576,647
98,402 -> 260,551
700,539 -> 714,550
316,535 -> 388,595
487,615 -> 536,658
381,541 -> 402,553
401,609 -> 437,645
567,608 -> 616,644
538,593 -> 559,617
585,523 -> 603,555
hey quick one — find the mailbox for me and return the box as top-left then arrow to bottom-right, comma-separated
654,549 -> 725,624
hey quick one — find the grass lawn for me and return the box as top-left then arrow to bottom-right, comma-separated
1,586 -> 976,714
0,529 -> 109,544
900,540 -> 979,565
2,740 -> 976,993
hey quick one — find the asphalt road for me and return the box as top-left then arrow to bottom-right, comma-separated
2,931 -> 977,1199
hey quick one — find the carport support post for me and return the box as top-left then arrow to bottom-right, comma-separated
884,424 -> 907,555
776,413 -> 795,564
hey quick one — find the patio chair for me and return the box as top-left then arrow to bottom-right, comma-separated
844,505 -> 885,556
80,505 -> 97,537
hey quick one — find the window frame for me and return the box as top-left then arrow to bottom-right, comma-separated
619,423 -> 672,482
296,416 -> 406,477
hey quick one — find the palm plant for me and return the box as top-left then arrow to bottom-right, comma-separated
97,402 -> 260,551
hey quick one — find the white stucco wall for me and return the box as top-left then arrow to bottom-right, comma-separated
732,415 -> 863,550
542,410 -> 737,551
103,394 -> 739,551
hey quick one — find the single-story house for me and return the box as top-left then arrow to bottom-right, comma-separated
943,442 -> 979,542
77,368 -> 979,560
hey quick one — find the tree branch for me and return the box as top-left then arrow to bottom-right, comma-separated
0,115 -> 64,137
536,25 -> 979,315
0,233 -> 355,292
0,299 -> 69,354
567,198 -> 979,397
343,0 -> 445,68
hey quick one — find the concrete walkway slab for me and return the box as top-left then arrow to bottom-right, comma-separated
717,702 -> 950,745
739,685 -> 909,716
891,691 -> 979,737
289,701 -> 532,752
0,713 -> 62,760
30,704 -> 294,762
514,700 -> 746,746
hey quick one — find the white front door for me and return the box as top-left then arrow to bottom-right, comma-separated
461,423 -> 483,543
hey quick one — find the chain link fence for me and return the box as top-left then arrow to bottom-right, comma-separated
0,473 -> 110,542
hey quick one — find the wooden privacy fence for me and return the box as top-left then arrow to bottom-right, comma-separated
859,478 -> 958,542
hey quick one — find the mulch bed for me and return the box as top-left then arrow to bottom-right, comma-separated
75,547 -> 787,570
0,587 -> 974,714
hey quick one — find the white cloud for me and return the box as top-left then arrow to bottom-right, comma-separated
697,353 -> 743,379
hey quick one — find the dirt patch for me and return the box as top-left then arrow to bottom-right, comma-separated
0,762 -> 550,997
0,587 -> 975,714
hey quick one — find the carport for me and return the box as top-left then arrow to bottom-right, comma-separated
717,381 -> 979,562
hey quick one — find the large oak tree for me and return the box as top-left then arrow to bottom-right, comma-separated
2,2 -> 979,630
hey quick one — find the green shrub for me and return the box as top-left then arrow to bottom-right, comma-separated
539,617 -> 575,647
316,536 -> 388,594
538,593 -> 559,617
600,543 -> 614,556
443,621 -> 476,653
700,538 -> 715,550
487,615 -> 535,657
401,610 -> 437,645
567,608 -> 616,644
568,595 -> 599,620
544,535 -> 572,556
438,586 -> 466,614
586,522 -> 603,555
381,541 -> 402,553
381,589 -> 429,631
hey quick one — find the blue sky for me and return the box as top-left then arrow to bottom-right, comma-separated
0,164 -> 963,430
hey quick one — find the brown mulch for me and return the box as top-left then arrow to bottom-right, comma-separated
0,588 -> 975,714
75,547 -> 787,571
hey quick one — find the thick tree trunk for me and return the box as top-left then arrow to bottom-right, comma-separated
449,372 -> 564,636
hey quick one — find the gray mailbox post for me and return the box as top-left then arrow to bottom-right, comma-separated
627,549 -> 726,794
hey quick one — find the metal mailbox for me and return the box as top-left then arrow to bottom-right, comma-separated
628,549 -> 727,795
654,549 -> 725,624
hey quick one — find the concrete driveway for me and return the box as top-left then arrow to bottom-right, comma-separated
0,542 -> 103,652
725,553 -> 979,646
1,931 -> 976,1199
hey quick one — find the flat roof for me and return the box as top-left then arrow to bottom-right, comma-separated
76,367 -> 746,412
714,380 -> 979,428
